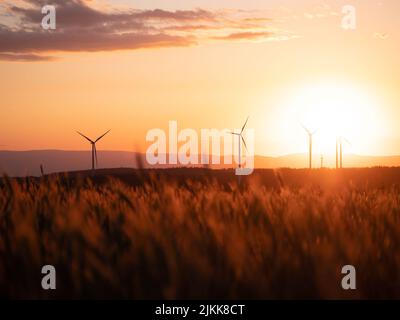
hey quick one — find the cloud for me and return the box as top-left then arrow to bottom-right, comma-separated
212,31 -> 273,41
0,0 -> 289,62
0,30 -> 195,53
373,32 -> 389,40
0,52 -> 55,61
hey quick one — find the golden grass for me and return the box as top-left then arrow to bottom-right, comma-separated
1,170 -> 400,299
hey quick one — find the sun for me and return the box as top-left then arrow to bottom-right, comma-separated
281,80 -> 382,155
298,83 -> 367,136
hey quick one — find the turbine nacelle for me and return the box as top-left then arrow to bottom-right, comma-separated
301,124 -> 317,137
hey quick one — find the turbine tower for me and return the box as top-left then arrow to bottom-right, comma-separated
228,117 -> 249,169
337,136 -> 350,169
340,137 -> 343,168
77,130 -> 111,170
302,125 -> 317,169
336,138 -> 339,169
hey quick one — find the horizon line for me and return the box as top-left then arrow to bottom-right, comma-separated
1,149 -> 400,159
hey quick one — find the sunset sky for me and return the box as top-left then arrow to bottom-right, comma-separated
1,0 -> 400,157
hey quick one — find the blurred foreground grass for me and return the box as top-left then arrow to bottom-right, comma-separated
1,168 -> 400,299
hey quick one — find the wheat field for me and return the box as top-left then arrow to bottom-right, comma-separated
0,168 -> 400,299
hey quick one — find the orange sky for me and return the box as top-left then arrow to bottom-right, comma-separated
1,0 -> 400,157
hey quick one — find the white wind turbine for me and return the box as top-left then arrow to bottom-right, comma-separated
336,136 -> 351,169
228,117 -> 249,169
77,130 -> 111,171
302,124 -> 317,169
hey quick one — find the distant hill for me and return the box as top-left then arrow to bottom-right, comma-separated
255,153 -> 400,169
1,150 -> 400,177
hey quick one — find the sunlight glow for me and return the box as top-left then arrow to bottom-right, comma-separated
282,81 -> 382,155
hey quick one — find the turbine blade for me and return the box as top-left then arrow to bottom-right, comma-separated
77,131 -> 94,143
301,124 -> 311,135
241,116 -> 249,134
241,135 -> 248,153
94,145 -> 98,168
225,129 -> 239,135
343,137 -> 352,146
95,129 -> 111,143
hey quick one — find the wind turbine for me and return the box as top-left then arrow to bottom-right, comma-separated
228,117 -> 249,169
336,138 -> 339,169
77,130 -> 111,171
302,125 -> 317,169
337,136 -> 351,169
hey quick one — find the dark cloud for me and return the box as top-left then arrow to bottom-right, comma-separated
0,0 -> 280,61
0,30 -> 195,53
